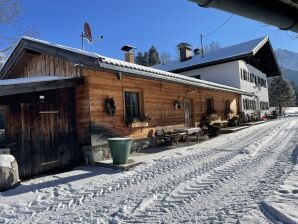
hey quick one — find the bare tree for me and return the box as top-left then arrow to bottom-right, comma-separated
204,41 -> 221,53
0,0 -> 35,56
160,52 -> 171,64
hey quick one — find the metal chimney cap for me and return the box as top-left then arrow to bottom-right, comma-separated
177,42 -> 193,49
121,45 -> 136,52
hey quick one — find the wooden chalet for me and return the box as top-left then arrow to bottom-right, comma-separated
0,37 -> 251,178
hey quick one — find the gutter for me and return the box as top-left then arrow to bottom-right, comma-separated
189,0 -> 298,33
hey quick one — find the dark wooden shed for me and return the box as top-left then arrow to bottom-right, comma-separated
0,76 -> 83,178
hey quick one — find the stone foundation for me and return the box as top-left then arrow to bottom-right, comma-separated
82,138 -> 153,163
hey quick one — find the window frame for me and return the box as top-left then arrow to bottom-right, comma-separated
123,89 -> 144,125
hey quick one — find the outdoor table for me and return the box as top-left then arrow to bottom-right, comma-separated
174,127 -> 201,146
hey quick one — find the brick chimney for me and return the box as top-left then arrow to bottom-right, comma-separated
121,45 -> 136,63
177,43 -> 193,61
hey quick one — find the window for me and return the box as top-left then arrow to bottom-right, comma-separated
259,78 -> 267,88
243,99 -> 256,110
194,74 -> 201,79
124,91 -> 140,123
260,101 -> 269,110
206,98 -> 214,115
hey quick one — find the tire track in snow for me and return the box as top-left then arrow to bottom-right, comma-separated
2,119 -> 295,224
153,120 -> 298,223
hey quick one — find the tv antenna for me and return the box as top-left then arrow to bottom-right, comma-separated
81,22 -> 103,50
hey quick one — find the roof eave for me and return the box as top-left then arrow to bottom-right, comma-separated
97,61 -> 253,96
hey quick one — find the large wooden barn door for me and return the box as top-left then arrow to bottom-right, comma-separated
20,90 -> 77,177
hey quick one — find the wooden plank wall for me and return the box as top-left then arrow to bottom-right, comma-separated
21,53 -> 83,78
87,69 -> 240,143
75,80 -> 91,146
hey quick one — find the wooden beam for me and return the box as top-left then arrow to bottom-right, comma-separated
0,77 -> 84,96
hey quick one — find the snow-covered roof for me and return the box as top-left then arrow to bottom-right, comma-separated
0,76 -> 73,86
0,37 -> 253,96
154,37 -> 281,77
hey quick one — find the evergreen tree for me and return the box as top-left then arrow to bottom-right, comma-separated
135,52 -> 146,66
134,46 -> 161,66
143,52 -> 149,65
268,76 -> 296,112
148,46 -> 160,66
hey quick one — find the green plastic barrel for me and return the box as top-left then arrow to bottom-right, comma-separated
108,137 -> 132,165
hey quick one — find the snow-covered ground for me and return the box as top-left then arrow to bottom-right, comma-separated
0,118 -> 298,224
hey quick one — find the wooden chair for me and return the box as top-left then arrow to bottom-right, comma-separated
155,126 -> 172,146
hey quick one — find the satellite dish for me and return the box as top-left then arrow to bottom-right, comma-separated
84,22 -> 92,43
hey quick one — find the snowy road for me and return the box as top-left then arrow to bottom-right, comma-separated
1,118 -> 298,223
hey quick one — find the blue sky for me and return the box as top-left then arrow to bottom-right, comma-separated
20,0 -> 298,60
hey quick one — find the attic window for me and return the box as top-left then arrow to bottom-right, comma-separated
194,74 -> 201,79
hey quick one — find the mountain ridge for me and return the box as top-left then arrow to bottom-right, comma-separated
275,49 -> 298,85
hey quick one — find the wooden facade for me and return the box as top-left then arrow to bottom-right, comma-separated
0,40 -> 242,178
86,70 -> 239,145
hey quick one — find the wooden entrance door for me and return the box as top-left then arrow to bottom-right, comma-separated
21,103 -> 60,175
20,91 -> 77,177
184,98 -> 193,127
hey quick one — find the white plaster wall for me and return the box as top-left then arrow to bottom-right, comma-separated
180,60 -> 270,118
180,61 -> 241,88
239,61 -> 270,117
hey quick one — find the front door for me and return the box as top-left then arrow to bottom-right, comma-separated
184,98 -> 193,127
19,90 -> 77,177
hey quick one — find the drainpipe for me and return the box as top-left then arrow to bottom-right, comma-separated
189,0 -> 298,33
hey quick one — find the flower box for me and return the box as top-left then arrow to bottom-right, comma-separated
129,121 -> 149,128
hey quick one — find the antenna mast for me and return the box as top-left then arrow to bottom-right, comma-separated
200,34 -> 204,58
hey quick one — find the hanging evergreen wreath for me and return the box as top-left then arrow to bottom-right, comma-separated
105,96 -> 116,116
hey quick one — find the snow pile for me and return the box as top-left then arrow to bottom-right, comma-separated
0,154 -> 19,191
0,154 -> 15,168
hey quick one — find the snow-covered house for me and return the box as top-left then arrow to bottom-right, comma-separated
0,37 -> 251,178
155,37 -> 281,120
